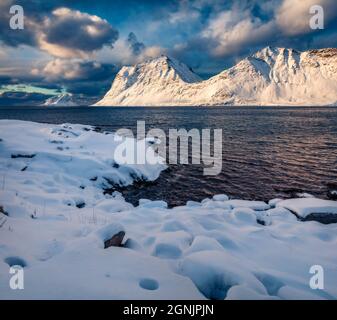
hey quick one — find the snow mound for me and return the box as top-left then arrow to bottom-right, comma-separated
225,200 -> 270,211
277,198 -> 337,223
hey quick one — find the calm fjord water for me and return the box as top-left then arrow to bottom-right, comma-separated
1,106 -> 336,206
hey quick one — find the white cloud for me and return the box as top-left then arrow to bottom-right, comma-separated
202,9 -> 275,57
33,58 -> 115,82
276,0 -> 337,36
97,36 -> 166,66
168,1 -> 200,24
0,49 -> 7,59
36,59 -> 83,80
276,0 -> 337,35
198,0 -> 337,58
138,46 -> 166,61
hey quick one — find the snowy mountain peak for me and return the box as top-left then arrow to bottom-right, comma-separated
151,55 -> 202,83
43,93 -> 77,107
94,47 -> 337,106
253,47 -> 300,61
94,55 -> 202,106
122,54 -> 201,84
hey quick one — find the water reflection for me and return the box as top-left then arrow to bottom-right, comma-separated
0,106 -> 336,206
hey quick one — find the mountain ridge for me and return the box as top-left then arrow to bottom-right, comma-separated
94,47 -> 337,106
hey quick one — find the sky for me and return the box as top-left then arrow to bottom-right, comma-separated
0,0 -> 337,105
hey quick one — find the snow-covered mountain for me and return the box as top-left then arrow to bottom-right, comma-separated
43,93 -> 77,107
94,47 -> 337,106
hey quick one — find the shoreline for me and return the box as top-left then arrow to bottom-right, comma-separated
1,120 -> 337,299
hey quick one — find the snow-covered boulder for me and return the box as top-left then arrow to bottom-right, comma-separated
277,198 -> 337,224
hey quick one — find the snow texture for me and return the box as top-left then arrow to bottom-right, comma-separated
1,121 -> 337,300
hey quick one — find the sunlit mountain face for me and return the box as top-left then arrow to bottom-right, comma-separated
0,0 -> 337,106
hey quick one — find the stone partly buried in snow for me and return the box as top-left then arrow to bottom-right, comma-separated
327,183 -> 337,200
104,231 -> 125,249
95,223 -> 126,248
277,198 -> 337,224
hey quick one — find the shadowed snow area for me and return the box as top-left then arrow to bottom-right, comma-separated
0,120 -> 337,299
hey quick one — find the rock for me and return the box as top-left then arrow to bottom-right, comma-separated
327,190 -> 337,201
327,183 -> 337,200
104,231 -> 125,249
11,153 -> 36,159
75,202 -> 86,209
0,205 -> 8,216
303,213 -> 337,225
96,222 -> 125,248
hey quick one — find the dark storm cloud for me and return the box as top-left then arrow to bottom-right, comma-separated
0,0 -> 119,58
42,8 -> 119,54
0,75 -> 13,85
72,61 -> 117,82
0,91 -> 52,106
65,81 -> 113,97
32,83 -> 63,91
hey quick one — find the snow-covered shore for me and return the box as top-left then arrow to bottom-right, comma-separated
1,120 -> 337,300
